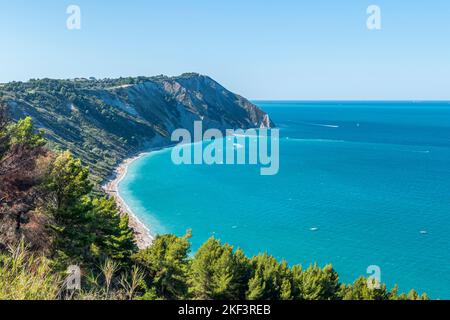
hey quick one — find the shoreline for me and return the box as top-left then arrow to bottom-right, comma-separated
103,149 -> 161,249
102,131 -> 262,250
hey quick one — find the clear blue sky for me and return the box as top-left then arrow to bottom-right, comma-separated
1,0 -> 449,100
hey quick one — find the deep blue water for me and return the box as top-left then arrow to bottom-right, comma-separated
119,101 -> 450,299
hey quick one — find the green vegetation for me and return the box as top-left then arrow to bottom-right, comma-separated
133,233 -> 191,300
0,77 -> 166,183
0,242 -> 60,300
0,106 -> 429,300
189,237 -> 251,300
44,151 -> 136,267
0,74 -> 271,184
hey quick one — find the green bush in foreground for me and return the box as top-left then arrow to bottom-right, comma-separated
133,236 -> 429,301
0,235 -> 431,301
133,232 -> 191,300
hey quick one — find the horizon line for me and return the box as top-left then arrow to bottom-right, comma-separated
250,99 -> 450,102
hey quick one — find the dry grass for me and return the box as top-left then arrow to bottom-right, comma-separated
0,241 -> 61,300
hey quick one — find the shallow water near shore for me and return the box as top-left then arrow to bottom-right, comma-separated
119,101 -> 450,298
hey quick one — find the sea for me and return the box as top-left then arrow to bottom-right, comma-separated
118,101 -> 450,299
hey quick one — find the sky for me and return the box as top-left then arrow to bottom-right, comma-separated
0,0 -> 449,100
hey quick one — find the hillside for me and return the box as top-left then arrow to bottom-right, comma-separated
0,73 -> 272,182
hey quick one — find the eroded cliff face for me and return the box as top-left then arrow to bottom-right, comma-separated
1,73 -> 272,180
102,73 -> 272,135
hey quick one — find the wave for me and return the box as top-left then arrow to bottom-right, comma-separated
284,120 -> 340,128
287,138 -> 436,153
288,138 -> 345,143
302,121 -> 340,128
233,133 -> 259,138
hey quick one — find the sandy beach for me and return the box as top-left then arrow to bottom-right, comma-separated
103,151 -> 155,249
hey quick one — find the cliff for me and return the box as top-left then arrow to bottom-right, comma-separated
0,73 -> 272,181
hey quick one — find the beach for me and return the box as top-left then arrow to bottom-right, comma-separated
103,151 -> 155,249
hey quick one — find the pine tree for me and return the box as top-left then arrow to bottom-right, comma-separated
405,289 -> 428,300
133,232 -> 191,299
89,197 -> 136,264
246,253 -> 291,300
44,151 -> 136,266
44,151 -> 93,263
8,117 -> 45,148
233,248 -> 252,299
340,276 -> 389,300
280,277 -> 293,300
292,263 -> 340,300
189,237 -> 250,300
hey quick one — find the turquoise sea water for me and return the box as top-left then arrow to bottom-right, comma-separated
119,101 -> 450,299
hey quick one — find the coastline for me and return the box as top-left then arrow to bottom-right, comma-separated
103,150 -> 156,249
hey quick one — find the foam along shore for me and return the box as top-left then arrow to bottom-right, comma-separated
103,150 -> 156,249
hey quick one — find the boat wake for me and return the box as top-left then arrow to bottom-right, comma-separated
305,122 -> 340,128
